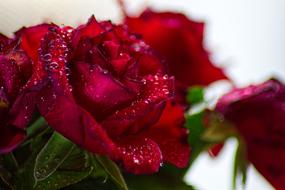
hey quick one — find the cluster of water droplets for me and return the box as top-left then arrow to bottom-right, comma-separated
118,138 -> 163,174
111,74 -> 172,121
39,28 -> 73,94
144,74 -> 171,103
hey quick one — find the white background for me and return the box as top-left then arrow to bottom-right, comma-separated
1,0 -> 284,189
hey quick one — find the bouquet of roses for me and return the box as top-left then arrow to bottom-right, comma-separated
0,1 -> 283,190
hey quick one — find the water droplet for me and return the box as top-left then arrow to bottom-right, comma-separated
42,54 -> 52,62
163,74 -> 169,80
46,61 -> 59,70
144,100 -> 150,104
162,89 -> 169,95
133,158 -> 140,164
142,79 -> 147,85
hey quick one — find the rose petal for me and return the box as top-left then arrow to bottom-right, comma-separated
72,62 -> 137,120
38,27 -> 117,157
102,74 -> 173,137
5,50 -> 32,81
136,53 -> 167,77
117,137 -> 162,174
8,91 -> 37,129
72,16 -> 103,48
216,79 -> 285,189
38,91 -> 117,156
0,33 -> 9,51
125,10 -> 228,106
143,101 -> 190,168
17,24 -> 52,62
0,56 -> 21,99
0,125 -> 25,154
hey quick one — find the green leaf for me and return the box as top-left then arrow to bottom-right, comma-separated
125,165 -> 195,190
20,117 -> 48,147
232,139 -> 248,190
34,132 -> 74,181
34,170 -> 91,190
34,147 -> 93,190
187,86 -> 204,104
185,111 -> 205,147
87,153 -> 107,178
95,155 -> 128,190
14,129 -> 51,190
27,117 -> 47,137
0,162 -> 13,190
185,111 -> 236,169
62,177 -> 119,190
2,153 -> 19,173
185,111 -> 209,168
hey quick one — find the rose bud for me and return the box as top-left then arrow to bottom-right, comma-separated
216,79 -> 285,189
21,16 -> 190,174
125,9 -> 228,105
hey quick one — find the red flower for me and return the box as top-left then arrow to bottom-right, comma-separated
216,79 -> 285,190
0,25 -> 47,153
12,16 -> 190,174
125,10 -> 228,105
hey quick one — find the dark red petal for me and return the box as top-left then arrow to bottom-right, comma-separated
136,53 -> 167,77
0,33 -> 9,51
5,50 -> 32,81
38,91 -> 117,156
216,79 -> 283,115
38,28 -> 117,157
125,10 -> 228,88
0,125 -> 25,154
72,16 -> 103,48
216,79 -> 285,189
8,91 -> 37,129
0,33 -> 8,43
17,24 -> 52,62
0,88 -> 8,122
110,52 -> 131,75
144,101 -> 190,168
72,62 -> 137,120
117,137 -> 162,174
102,41 -> 120,59
102,74 -> 173,137
0,56 -> 21,98
18,24 -> 54,92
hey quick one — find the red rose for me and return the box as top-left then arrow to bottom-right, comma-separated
216,79 -> 285,190
13,16 -> 190,174
125,10 -> 228,105
0,25 -> 49,153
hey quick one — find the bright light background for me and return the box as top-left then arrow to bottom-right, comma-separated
0,0 -> 284,189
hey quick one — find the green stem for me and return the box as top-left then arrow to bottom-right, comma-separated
21,117 -> 47,147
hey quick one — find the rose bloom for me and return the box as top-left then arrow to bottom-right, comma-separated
216,79 -> 285,190
0,29 -> 38,154
125,10 -> 228,105
0,16 -> 190,174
